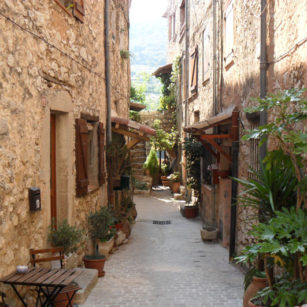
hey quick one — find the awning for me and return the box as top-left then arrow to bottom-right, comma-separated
152,63 -> 172,77
130,102 -> 146,112
111,116 -> 156,150
184,106 -> 237,134
184,107 -> 239,163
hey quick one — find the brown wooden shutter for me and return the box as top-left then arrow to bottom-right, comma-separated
98,122 -> 106,186
190,47 -> 198,93
73,0 -> 85,23
75,118 -> 88,197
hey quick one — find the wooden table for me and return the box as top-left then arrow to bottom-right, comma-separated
0,268 -> 81,306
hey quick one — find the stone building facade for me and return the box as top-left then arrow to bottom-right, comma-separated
163,0 -> 307,256
0,0 -> 131,289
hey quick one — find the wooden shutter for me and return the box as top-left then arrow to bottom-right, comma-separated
75,118 -> 88,197
98,122 -> 106,186
73,0 -> 85,23
190,47 -> 198,93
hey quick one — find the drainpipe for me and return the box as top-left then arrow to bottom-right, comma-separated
259,0 -> 267,161
229,109 -> 239,260
213,0 -> 217,115
185,0 -> 189,127
105,0 -> 113,205
105,0 -> 112,145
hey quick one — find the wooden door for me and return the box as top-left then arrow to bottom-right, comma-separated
50,114 -> 57,226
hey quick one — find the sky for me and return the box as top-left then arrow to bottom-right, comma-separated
130,0 -> 168,22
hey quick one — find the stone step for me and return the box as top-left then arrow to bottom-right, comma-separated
130,162 -> 145,169
134,175 -> 152,184
133,169 -> 145,176
130,156 -> 146,163
73,268 -> 98,304
130,150 -> 146,158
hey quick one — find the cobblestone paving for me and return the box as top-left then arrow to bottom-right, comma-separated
82,190 -> 244,307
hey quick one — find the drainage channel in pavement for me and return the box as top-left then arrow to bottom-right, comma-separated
137,219 -> 172,225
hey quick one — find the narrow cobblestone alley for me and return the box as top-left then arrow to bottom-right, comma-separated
82,190 -> 244,307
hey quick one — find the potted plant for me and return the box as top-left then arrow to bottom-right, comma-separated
48,220 -> 84,306
169,171 -> 180,193
48,219 -> 84,267
143,148 -> 159,188
236,207 -> 307,307
249,277 -> 307,307
83,206 -> 116,277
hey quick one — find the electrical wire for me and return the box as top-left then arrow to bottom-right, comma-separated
269,36 -> 307,65
0,10 -> 130,101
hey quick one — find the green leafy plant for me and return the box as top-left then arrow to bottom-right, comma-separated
150,119 -> 177,152
143,148 -> 159,177
87,206 -> 116,257
184,137 -> 206,191
236,207 -> 307,292
253,277 -> 307,307
169,171 -> 180,182
48,220 -> 84,256
233,151 -> 297,223
120,50 -> 133,59
244,88 -> 307,212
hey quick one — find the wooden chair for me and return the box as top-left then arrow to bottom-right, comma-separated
0,291 -> 8,307
30,247 -> 64,268
29,248 -> 80,307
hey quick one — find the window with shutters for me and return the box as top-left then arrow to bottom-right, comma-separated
202,26 -> 210,83
224,0 -> 234,69
75,117 -> 105,197
54,0 -> 85,23
248,118 -> 260,180
190,47 -> 198,95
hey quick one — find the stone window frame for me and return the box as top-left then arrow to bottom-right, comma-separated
224,0 -> 235,70
54,0 -> 85,23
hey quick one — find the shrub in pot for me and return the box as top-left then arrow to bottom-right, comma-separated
48,219 -> 84,261
143,148 -> 159,188
169,172 -> 180,193
83,206 -> 116,277
48,220 -> 84,306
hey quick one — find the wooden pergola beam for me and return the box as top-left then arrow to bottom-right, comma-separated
201,136 -> 232,163
112,127 -> 149,141
126,139 -> 141,150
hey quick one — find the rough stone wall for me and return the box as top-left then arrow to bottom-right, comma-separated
165,0 -> 307,255
0,1 -> 130,300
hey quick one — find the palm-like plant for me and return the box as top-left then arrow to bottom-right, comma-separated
233,151 -> 297,223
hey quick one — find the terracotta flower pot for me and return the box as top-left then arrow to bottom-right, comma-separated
171,181 -> 180,193
184,205 -> 198,218
248,299 -> 265,307
53,290 -> 76,307
243,277 -> 267,307
83,255 -> 106,277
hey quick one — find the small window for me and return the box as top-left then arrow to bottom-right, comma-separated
202,26 -> 210,83
194,111 -> 200,123
248,118 -> 260,180
172,13 -> 176,40
190,47 -> 198,94
54,0 -> 85,23
224,0 -> 234,66
180,0 -> 185,29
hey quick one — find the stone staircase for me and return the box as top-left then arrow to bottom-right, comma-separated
130,141 -> 152,193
